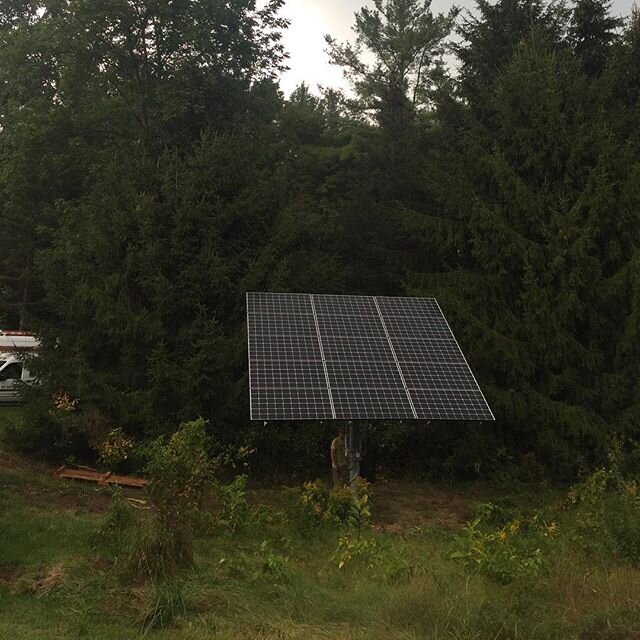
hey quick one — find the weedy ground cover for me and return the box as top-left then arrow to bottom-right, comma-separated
1,408 -> 639,639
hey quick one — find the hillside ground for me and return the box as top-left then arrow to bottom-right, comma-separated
1,406 -> 639,640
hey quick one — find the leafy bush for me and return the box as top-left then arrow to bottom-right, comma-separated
450,507 -> 557,584
333,535 -> 380,570
140,418 -> 216,575
332,533 -> 411,580
7,389 -> 80,456
98,428 -> 135,469
606,493 -> 640,565
293,477 -> 373,534
293,479 -> 328,529
218,474 -> 252,533
568,455 -> 640,565
90,486 -> 139,553
254,540 -> 289,582
326,478 -> 372,533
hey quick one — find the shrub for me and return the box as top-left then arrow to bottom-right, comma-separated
568,457 -> 640,565
218,474 -> 252,533
325,477 -> 373,534
98,428 -> 135,469
141,418 -> 216,575
332,533 -> 411,580
293,477 -> 373,534
333,535 -> 380,570
293,479 -> 329,529
91,486 -> 139,553
7,389 -> 79,456
450,510 -> 557,584
606,493 -> 640,564
254,540 -> 289,582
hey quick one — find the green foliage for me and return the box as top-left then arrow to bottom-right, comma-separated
410,5 -> 640,479
217,475 -> 251,534
142,418 -> 216,574
293,478 -> 373,534
325,0 -> 458,120
570,0 -> 622,76
254,539 -> 289,582
568,448 -> 640,564
450,444 -> 640,585
325,478 -> 373,534
333,535 -> 381,571
139,579 -> 186,635
0,0 -> 639,485
97,428 -> 135,470
450,508 -> 555,584
293,480 -> 329,529
90,486 -> 138,554
3,454 -> 640,640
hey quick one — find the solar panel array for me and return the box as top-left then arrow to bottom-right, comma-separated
247,292 -> 494,422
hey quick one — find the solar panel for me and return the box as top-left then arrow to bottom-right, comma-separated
246,292 -> 494,422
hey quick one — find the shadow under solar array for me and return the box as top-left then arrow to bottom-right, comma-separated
247,292 -> 494,422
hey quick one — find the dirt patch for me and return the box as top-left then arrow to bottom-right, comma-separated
3,446 -> 478,530
18,484 -> 114,512
18,564 -> 65,595
249,486 -> 293,511
252,479 -> 477,531
0,446 -> 136,513
0,446 -> 50,476
0,563 -> 24,587
32,564 -> 65,594
371,480 -> 475,529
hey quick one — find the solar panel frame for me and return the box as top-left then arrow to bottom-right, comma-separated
247,292 -> 334,421
246,292 -> 494,422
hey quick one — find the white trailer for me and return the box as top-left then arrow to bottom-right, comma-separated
0,331 -> 39,403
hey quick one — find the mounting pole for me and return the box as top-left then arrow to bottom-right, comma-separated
346,422 -> 364,485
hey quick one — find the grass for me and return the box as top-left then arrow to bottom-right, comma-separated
0,420 -> 639,639
0,404 -> 24,437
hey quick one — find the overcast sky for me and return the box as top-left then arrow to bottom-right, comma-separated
278,0 -> 637,95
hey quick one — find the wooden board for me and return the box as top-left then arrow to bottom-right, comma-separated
53,465 -> 148,488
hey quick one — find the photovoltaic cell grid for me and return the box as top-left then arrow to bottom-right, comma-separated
247,292 -> 494,422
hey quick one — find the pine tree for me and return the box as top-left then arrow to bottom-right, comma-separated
457,0 -> 569,124
570,0 -> 622,76
410,26 -> 640,477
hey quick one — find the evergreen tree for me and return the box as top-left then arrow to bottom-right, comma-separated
611,6 -> 640,139
0,0 -> 288,327
323,0 -> 458,296
457,0 -> 569,124
570,0 -> 622,76
412,30 -> 640,477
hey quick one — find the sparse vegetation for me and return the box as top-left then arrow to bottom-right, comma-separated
1,413 -> 639,639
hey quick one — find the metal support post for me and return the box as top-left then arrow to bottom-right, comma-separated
346,422 -> 363,485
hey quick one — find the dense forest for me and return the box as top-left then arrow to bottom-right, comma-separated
0,0 -> 638,481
